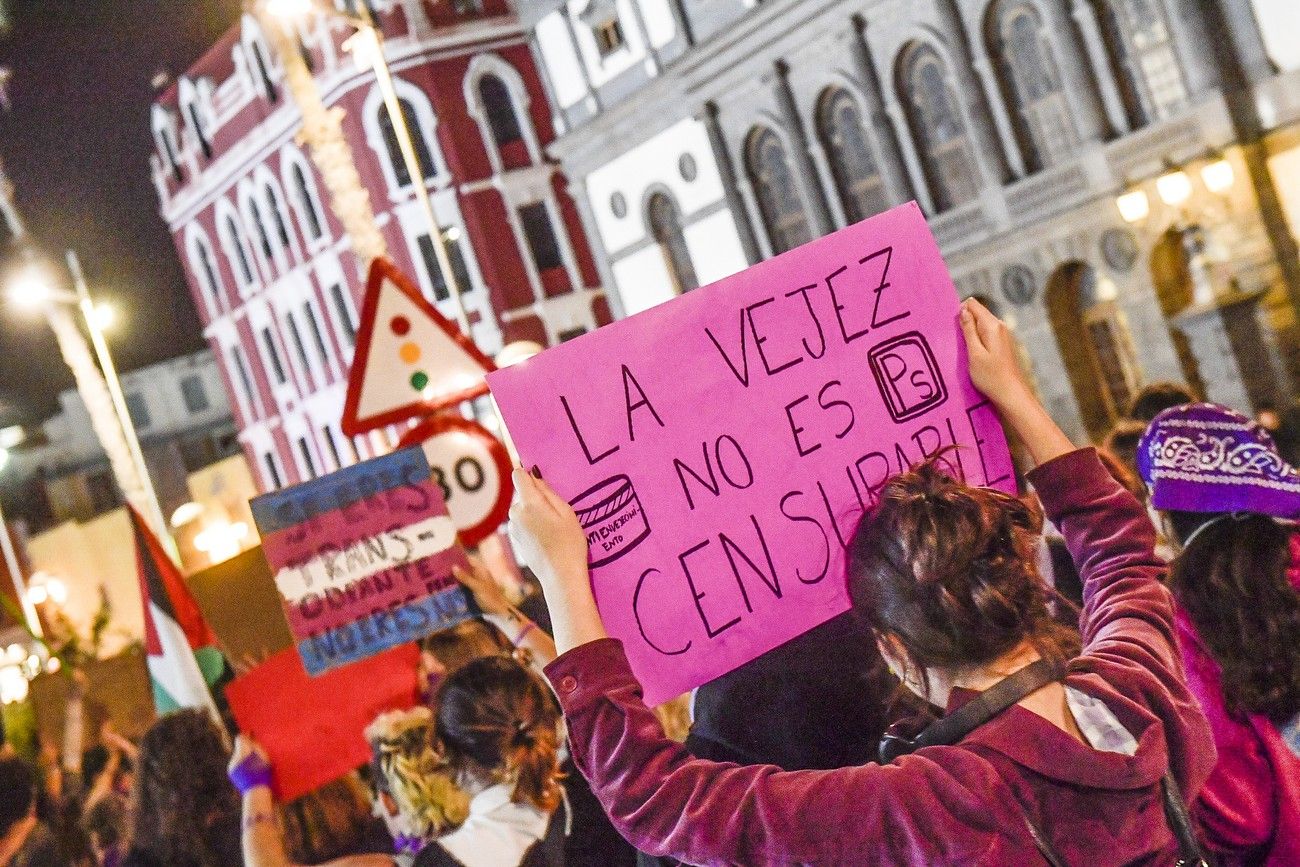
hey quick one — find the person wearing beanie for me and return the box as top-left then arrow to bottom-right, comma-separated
1138,403 -> 1300,865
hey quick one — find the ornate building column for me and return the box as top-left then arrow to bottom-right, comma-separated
1069,0 -> 1131,136
848,16 -> 919,208
702,101 -> 763,265
934,0 -> 1012,186
772,61 -> 837,237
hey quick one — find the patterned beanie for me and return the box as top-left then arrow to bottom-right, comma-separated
1136,402 -> 1300,518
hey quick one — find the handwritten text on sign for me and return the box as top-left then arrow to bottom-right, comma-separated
251,448 -> 474,675
488,203 -> 1014,705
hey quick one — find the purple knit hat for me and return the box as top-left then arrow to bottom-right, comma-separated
1136,402 -> 1300,517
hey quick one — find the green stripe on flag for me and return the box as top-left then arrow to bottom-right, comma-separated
194,646 -> 225,686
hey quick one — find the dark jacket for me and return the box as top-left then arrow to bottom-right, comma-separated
546,449 -> 1216,864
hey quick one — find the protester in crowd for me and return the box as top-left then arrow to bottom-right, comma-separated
234,708 -> 464,867
1138,403 -> 1300,864
420,655 -> 566,867
1101,421 -> 1148,503
278,776 -> 388,864
81,797 -> 125,867
1126,381 -> 1198,423
636,612 -> 903,867
1255,400 -> 1300,467
449,560 -> 636,867
121,709 -> 242,867
0,755 -> 72,867
508,298 -> 1216,864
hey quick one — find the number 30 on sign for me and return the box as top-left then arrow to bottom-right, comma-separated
397,415 -> 513,547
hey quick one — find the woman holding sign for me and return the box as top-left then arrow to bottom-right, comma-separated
509,299 -> 1216,864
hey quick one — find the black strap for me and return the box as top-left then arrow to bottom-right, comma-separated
908,658 -> 1063,751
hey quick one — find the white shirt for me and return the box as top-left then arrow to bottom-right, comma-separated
435,783 -> 551,867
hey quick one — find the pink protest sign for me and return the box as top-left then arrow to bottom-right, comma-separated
487,202 -> 1015,705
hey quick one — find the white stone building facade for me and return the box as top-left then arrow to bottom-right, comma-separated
524,0 -> 1300,442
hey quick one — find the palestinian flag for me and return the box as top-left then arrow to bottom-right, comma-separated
129,507 -> 223,715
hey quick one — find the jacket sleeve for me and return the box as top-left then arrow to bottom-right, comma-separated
1028,448 -> 1213,795
545,640 -> 1014,866
1028,449 -> 1178,678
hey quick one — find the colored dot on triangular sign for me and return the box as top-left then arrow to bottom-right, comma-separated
341,258 -> 497,437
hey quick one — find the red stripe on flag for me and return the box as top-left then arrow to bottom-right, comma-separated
129,507 -> 217,652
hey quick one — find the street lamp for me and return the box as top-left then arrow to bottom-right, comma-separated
0,445 -> 41,638
264,0 -> 474,335
4,251 -> 176,559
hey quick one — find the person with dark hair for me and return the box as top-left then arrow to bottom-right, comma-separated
0,755 -> 70,867
1102,419 -> 1149,503
82,796 -> 126,867
1126,381 -> 1198,423
122,709 -> 242,867
507,298 -> 1216,863
1138,403 -> 1300,865
419,655 -> 566,867
1256,400 -> 1300,467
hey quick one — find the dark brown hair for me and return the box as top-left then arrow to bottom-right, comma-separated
1127,381 -> 1198,423
279,773 -> 373,863
131,708 -> 241,867
1102,420 -> 1149,504
1169,513 -> 1300,722
846,454 -> 1078,691
435,655 -> 562,812
422,619 -> 512,674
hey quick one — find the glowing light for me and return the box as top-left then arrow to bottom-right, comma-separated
343,27 -> 382,72
443,226 -> 462,242
0,447 -> 8,473
265,0 -> 314,19
46,579 -> 67,606
1201,158 -> 1235,194
46,657 -> 61,674
170,501 -> 204,528
90,302 -> 115,331
4,644 -> 22,663
8,266 -> 54,308
194,521 -> 250,563
25,585 -> 47,606
1156,169 -> 1193,207
495,341 -> 545,368
1115,189 -> 1150,223
0,426 -> 24,450
0,665 -> 28,705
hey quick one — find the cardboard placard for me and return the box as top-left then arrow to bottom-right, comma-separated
487,203 -> 1015,705
250,447 -> 475,675
186,546 -> 294,664
225,644 -> 419,801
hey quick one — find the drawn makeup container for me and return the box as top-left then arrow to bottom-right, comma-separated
572,474 -> 651,568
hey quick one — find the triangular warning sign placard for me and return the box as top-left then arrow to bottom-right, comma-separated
341,258 -> 496,437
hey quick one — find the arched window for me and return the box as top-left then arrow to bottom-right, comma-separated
745,126 -> 813,255
247,196 -> 275,263
987,2 -> 1077,171
263,184 -> 292,252
899,44 -> 980,212
646,192 -> 698,295
223,214 -> 255,288
250,39 -> 278,103
479,74 -> 524,149
180,79 -> 212,159
1045,261 -> 1141,438
1096,0 -> 1188,127
290,162 -> 324,241
187,231 -> 223,315
379,98 -> 436,187
815,87 -> 888,224
153,108 -> 184,182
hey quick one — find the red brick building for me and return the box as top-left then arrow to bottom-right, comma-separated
150,0 -> 609,492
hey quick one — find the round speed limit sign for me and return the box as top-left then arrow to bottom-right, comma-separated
397,415 -> 513,547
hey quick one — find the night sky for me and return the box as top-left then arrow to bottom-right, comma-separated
0,0 -> 243,425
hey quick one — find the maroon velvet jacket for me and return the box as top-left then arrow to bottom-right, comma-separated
544,449 -> 1216,865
